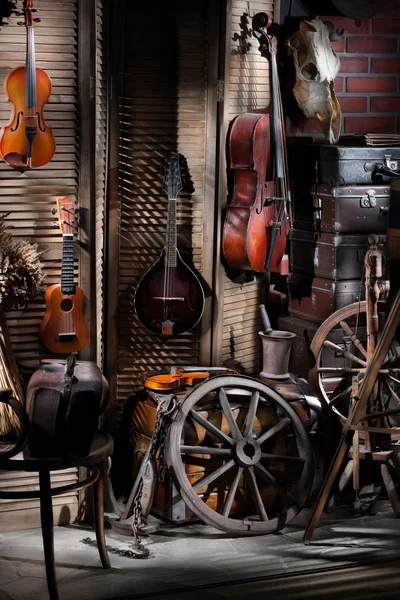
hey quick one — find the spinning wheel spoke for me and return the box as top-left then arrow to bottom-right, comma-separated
330,384 -> 353,406
192,459 -> 235,493
257,417 -> 291,445
243,391 -> 259,437
222,466 -> 243,517
218,387 -> 242,441
322,340 -> 367,367
189,409 -> 234,445
383,379 -> 400,407
254,462 -> 296,504
180,445 -> 232,456
245,467 -> 268,521
339,320 -> 368,359
261,453 -> 304,464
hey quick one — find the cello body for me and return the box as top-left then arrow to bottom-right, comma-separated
0,66 -> 55,169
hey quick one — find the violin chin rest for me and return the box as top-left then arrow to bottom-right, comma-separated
4,152 -> 31,172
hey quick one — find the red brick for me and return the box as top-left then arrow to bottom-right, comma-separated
330,38 -> 345,53
344,116 -> 396,133
339,57 -> 369,73
370,96 -> 400,112
338,97 -> 368,113
346,77 -> 397,93
373,17 -> 400,33
347,36 -> 398,54
371,57 -> 400,73
379,0 -> 400,17
320,16 -> 369,34
334,76 -> 344,93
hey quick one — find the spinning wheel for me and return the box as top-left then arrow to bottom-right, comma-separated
309,301 -> 400,426
167,374 -> 314,535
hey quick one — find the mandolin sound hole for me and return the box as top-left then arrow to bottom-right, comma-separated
60,298 -> 73,312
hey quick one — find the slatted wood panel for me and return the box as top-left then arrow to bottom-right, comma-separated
95,0 -> 107,369
115,0 -> 209,430
221,0 -> 274,373
0,0 -> 79,530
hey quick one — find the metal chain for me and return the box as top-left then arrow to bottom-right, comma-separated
80,537 -> 151,560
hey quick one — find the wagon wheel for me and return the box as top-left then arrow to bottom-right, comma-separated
309,301 -> 400,426
166,374 -> 314,535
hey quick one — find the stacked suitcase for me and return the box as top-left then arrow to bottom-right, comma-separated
278,144 -> 395,378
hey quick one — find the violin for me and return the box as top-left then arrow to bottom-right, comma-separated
142,367 -> 238,391
39,197 -> 89,354
222,13 -> 291,273
0,0 -> 56,171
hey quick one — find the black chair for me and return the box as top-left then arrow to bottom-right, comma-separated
0,389 -> 113,600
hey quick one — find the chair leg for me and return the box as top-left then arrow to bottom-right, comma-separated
39,469 -> 59,600
93,463 -> 110,568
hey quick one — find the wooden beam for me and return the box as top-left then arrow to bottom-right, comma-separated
199,0 -> 221,365
78,0 -> 97,362
104,0 -> 124,436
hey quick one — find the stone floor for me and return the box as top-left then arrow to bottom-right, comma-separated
1,501 -> 400,600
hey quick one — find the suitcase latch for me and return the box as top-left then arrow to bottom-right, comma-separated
360,189 -> 376,208
385,154 -> 399,172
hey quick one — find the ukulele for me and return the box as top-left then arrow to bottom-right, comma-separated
39,197 -> 89,354
134,152 -> 205,335
0,0 -> 56,171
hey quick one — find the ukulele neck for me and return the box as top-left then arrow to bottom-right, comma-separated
25,26 -> 37,110
165,196 -> 177,268
61,235 -> 75,295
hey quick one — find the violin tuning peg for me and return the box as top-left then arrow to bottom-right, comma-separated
52,221 -> 59,228
17,21 -> 24,25
51,207 -> 57,215
33,18 -> 41,22
31,8 -> 39,12
74,208 -> 79,215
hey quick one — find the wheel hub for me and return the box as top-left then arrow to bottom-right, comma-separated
233,437 -> 261,467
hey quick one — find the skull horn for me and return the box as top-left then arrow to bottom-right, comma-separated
323,20 -> 345,41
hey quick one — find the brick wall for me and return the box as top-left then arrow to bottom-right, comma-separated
287,1 -> 400,139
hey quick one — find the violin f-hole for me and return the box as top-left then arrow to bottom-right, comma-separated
10,111 -> 23,132
36,111 -> 46,133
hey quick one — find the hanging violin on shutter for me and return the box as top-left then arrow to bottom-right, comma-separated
0,0 -> 56,171
222,13 -> 291,274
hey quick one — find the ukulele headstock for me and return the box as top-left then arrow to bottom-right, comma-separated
54,197 -> 79,236
163,152 -> 183,199
16,0 -> 40,27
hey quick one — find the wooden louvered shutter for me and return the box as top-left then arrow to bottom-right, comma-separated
107,0 -> 211,433
0,0 -> 80,530
213,0 -> 275,372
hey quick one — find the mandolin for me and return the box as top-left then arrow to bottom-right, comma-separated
134,152 -> 205,336
39,197 -> 89,354
0,0 -> 56,171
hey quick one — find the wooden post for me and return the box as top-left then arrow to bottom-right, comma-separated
78,0 -> 97,362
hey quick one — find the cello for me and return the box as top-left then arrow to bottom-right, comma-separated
222,13 -> 291,273
0,0 -> 56,171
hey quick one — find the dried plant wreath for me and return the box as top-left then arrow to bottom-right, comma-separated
0,215 -> 44,435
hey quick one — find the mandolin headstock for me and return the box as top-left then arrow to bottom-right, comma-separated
163,152 -> 183,199
53,197 -> 79,236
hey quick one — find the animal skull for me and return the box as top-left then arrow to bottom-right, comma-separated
288,19 -> 343,144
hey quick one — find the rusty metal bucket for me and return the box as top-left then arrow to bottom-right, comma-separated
259,330 -> 296,379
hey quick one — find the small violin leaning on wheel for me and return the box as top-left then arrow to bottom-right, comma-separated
0,0 -> 56,171
39,197 -> 89,354
134,152 -> 205,336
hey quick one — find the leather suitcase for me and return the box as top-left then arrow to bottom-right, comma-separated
290,143 -> 400,187
287,273 -> 365,324
314,184 -> 390,234
277,315 -> 367,380
290,229 -> 386,280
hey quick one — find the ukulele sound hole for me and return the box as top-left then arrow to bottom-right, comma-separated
60,298 -> 73,312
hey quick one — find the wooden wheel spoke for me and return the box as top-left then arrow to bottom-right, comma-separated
322,340 -> 367,367
243,391 -> 259,437
218,387 -> 242,441
245,466 -> 268,521
189,409 -> 234,446
254,462 -> 296,504
261,453 -> 304,464
329,384 -> 355,406
339,320 -> 368,359
317,367 -> 364,374
180,445 -> 232,456
222,466 -> 243,517
192,459 -> 235,493
257,417 -> 291,445
384,380 -> 400,407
